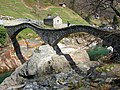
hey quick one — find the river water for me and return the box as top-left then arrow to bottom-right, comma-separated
0,71 -> 13,84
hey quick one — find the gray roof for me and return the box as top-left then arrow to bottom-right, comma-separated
44,16 -> 59,20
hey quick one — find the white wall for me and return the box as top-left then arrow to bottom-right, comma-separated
53,16 -> 62,28
0,20 -> 3,25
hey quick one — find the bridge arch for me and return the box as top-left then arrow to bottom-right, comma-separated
47,26 -> 111,46
5,23 -> 120,63
5,23 -> 41,39
5,23 -> 46,64
5,23 -> 112,46
60,32 -> 102,47
17,28 -> 45,60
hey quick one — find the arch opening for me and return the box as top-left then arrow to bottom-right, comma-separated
60,32 -> 110,61
15,28 -> 45,63
60,32 -> 103,49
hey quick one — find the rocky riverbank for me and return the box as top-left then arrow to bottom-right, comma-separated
0,38 -> 45,73
0,33 -> 101,74
1,44 -> 120,89
0,44 -> 90,89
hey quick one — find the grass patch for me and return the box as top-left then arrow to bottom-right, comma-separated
38,7 -> 89,25
17,28 -> 38,40
24,0 -> 52,7
91,18 -> 102,26
0,0 -> 88,25
0,0 -> 36,19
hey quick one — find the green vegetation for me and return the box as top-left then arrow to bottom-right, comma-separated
96,64 -> 115,72
0,27 -> 38,46
91,18 -> 102,26
24,0 -> 52,6
87,46 -> 109,61
0,0 -> 36,19
0,0 -> 88,25
38,7 -> 89,25
0,0 -> 89,40
17,28 -> 38,40
0,26 -> 7,46
0,71 -> 13,84
31,7 -> 89,25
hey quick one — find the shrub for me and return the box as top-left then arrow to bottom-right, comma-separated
0,26 -> 7,46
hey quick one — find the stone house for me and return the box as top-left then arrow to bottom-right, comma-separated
43,16 -> 62,28
59,3 -> 66,8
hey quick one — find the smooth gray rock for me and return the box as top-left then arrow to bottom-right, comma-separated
0,44 -> 90,90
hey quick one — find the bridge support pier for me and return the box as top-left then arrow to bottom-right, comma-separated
110,47 -> 120,62
53,45 -> 63,55
11,37 -> 26,64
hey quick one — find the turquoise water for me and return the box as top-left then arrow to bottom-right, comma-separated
87,46 -> 109,61
0,71 -> 13,84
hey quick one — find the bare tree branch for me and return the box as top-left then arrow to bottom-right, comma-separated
110,5 -> 120,17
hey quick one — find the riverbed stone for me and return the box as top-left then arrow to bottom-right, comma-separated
0,44 -> 90,90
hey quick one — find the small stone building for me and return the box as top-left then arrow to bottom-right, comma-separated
43,16 -> 62,28
59,3 -> 66,7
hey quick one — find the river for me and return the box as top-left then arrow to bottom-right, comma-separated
0,71 -> 13,84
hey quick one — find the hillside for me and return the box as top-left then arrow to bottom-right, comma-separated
0,0 -> 36,19
0,0 -> 88,25
0,0 -> 89,46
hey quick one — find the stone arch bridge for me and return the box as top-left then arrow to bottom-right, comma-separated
4,23 -> 120,63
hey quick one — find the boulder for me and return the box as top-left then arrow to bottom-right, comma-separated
0,44 -> 90,90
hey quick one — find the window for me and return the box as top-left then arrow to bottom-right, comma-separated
57,20 -> 59,23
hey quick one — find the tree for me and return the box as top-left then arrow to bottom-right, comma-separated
79,0 -> 120,18
112,15 -> 119,29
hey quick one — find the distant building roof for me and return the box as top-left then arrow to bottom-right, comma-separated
44,16 -> 60,20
